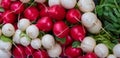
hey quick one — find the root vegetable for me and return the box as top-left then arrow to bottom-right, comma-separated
84,52 -> 97,58
107,54 -> 116,58
20,37 -> 31,47
0,49 -> 11,58
35,0 -> 46,3
31,38 -> 42,49
1,0 -> 11,9
113,44 -> 120,57
48,0 -> 60,7
20,0 -> 30,3
33,50 -> 49,58
0,40 -> 12,51
24,45 -> 35,56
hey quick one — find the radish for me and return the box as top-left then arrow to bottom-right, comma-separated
84,52 -> 97,58
20,0 -> 30,3
2,10 -> 16,24
77,0 -> 95,12
107,54 -> 116,58
12,45 -> 26,58
20,36 -> 31,47
42,34 -> 55,49
24,45 -> 35,56
0,40 -> 12,51
33,50 -> 49,58
26,25 -> 39,39
31,38 -> 42,49
53,21 -> 69,38
60,0 -> 77,9
47,44 -> 62,57
2,23 -> 15,37
0,49 -> 11,58
48,5 -> 66,21
70,25 -> 86,41
24,6 -> 39,21
13,29 -> 22,44
81,36 -> 96,53
0,29 -> 2,36
113,44 -> 120,57
10,1 -> 25,14
94,43 -> 109,58
37,3 -> 46,10
66,9 -> 82,24
48,0 -> 60,7
39,7 -> 49,17
36,16 -> 53,32
1,0 -> 11,10
65,46 -> 83,58
35,0 -> 46,3
17,18 -> 31,31
0,12 -> 3,23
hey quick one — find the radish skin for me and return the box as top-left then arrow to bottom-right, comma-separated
81,36 -> 96,53
0,40 -> 12,51
60,0 -> 77,9
94,43 -> 109,58
17,18 -> 31,31
2,23 -> 15,37
20,37 -> 31,47
113,44 -> 120,57
26,25 -> 39,39
13,29 -> 22,44
48,0 -> 60,7
107,54 -> 117,58
77,0 -> 95,12
42,34 -> 55,49
31,38 -> 42,49
47,44 -> 62,57
35,0 -> 46,3
0,49 -> 11,58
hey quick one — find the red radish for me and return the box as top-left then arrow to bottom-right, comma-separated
0,12 -> 3,23
10,1 -> 25,14
39,7 -> 49,17
1,0 -> 11,10
48,5 -> 66,21
24,45 -> 35,56
33,50 -> 49,58
84,52 -> 97,58
13,23 -> 18,30
53,21 -> 69,38
37,3 -> 46,10
12,45 -> 26,58
2,10 -> 16,24
78,56 -> 85,58
65,46 -> 83,58
36,16 -> 53,32
66,9 -> 81,24
24,6 -> 39,21
70,25 -> 86,41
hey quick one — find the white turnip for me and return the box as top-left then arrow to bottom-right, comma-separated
113,44 -> 120,57
107,54 -> 117,58
48,0 -> 60,7
31,38 -> 42,49
0,49 -> 11,58
0,40 -> 12,51
20,37 -> 31,47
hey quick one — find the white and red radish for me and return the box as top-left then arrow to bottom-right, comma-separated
13,29 -> 22,44
66,9 -> 82,24
0,40 -> 12,51
53,21 -> 69,38
65,46 -> 83,58
70,25 -> 86,41
10,1 -> 25,14
113,44 -> 120,57
24,45 -> 35,56
48,0 -> 60,7
24,6 -> 39,21
36,16 -> 53,32
2,23 -> 15,37
48,5 -> 66,21
20,0 -> 30,3
0,49 -> 11,58
84,52 -> 97,58
41,34 -> 55,49
20,36 -> 31,47
77,0 -> 95,12
47,44 -> 62,57
17,18 -> 31,31
33,50 -> 49,58
35,0 -> 46,3
26,25 -> 39,39
107,54 -> 116,58
1,0 -> 11,10
2,10 -> 16,24
60,0 -> 77,9
81,36 -> 96,53
94,43 -> 109,58
31,38 -> 42,49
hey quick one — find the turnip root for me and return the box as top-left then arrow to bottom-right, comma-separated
0,49 -> 11,58
13,29 -> 22,44
81,36 -> 96,53
0,40 -> 12,51
31,38 -> 42,49
35,0 -> 46,3
26,25 -> 39,39
94,43 -> 109,58
77,0 -> 95,12
48,0 -> 60,7
42,34 -> 55,49
107,54 -> 117,58
20,0 -> 30,3
2,23 -> 15,37
47,44 -> 62,57
113,44 -> 120,57
17,18 -> 31,31
20,37 -> 31,47
60,0 -> 77,9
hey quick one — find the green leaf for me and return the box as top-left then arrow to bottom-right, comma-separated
0,35 -> 12,43
72,41 -> 80,48
0,7 -> 4,12
55,37 -> 66,44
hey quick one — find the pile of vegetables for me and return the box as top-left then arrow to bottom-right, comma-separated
0,0 -> 119,58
